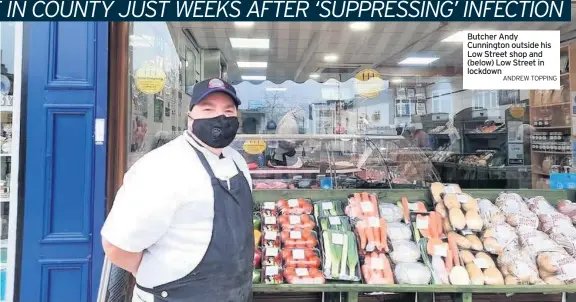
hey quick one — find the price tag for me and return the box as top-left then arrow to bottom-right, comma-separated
416,216 -> 429,229
292,249 -> 305,259
368,217 -> 381,227
265,248 -> 279,257
408,203 -> 419,211
289,215 -> 301,224
288,199 -> 299,207
360,201 -> 373,213
265,266 -> 279,276
371,257 -> 385,270
322,202 -> 334,211
457,194 -> 468,204
434,244 -> 448,257
332,233 -> 345,245
263,202 -> 275,210
474,258 -> 489,269
264,216 -> 277,225
329,216 -> 341,225
295,268 -> 309,276
290,231 -> 302,239
264,231 -> 278,240
444,185 -> 456,194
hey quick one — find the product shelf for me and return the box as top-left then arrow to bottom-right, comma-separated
252,189 -> 576,302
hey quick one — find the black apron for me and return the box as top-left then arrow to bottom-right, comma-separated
136,145 -> 254,302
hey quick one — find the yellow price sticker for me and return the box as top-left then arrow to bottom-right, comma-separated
243,139 -> 266,154
510,106 -> 525,119
135,65 -> 166,95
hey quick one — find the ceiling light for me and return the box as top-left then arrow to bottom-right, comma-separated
266,87 -> 287,91
398,57 -> 439,65
309,73 -> 320,79
242,75 -> 266,81
442,31 -> 467,42
349,22 -> 371,31
230,38 -> 270,49
391,78 -> 403,83
234,22 -> 254,28
323,54 -> 339,62
237,61 -> 267,68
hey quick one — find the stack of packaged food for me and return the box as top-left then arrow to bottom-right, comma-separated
276,198 -> 325,284
260,201 -> 283,284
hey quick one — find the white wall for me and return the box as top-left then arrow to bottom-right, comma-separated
425,78 -> 529,121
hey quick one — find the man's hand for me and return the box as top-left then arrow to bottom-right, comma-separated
102,238 -> 143,276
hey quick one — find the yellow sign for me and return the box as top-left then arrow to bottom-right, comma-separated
354,69 -> 383,98
510,106 -> 525,119
135,65 -> 166,94
243,139 -> 267,155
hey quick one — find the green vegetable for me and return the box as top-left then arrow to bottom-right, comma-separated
347,231 -> 359,278
330,231 -> 343,278
341,217 -> 351,232
419,238 -> 438,284
313,203 -> 320,221
320,217 -> 329,231
322,231 -> 333,274
340,232 -> 349,277
413,222 -> 421,242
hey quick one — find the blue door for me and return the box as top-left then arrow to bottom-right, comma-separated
19,22 -> 108,302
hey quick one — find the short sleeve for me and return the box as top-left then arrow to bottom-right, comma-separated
101,166 -> 178,253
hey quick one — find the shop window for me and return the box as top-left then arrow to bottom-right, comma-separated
127,22 -> 192,167
0,22 -> 22,302
123,21 -> 576,191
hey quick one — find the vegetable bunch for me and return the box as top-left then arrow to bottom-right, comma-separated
346,192 -> 388,253
361,252 -> 394,284
321,230 -> 361,281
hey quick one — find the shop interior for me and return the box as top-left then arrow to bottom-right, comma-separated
125,20 -> 576,192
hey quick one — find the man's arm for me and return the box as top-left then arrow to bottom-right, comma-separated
102,238 -> 142,275
101,165 -> 178,275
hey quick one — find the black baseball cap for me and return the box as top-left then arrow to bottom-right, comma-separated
190,78 -> 241,110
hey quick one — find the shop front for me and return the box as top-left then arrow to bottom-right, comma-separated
8,17 -> 576,302
94,19 -> 576,302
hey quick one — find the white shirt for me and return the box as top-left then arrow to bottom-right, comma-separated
101,133 -> 252,288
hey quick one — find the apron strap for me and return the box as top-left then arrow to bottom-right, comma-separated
186,139 -> 243,181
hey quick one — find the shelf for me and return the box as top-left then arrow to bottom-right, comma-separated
253,283 -> 576,294
530,102 -> 570,108
532,150 -> 572,155
0,154 -> 10,158
532,126 -> 571,130
0,197 -> 8,203
0,107 -> 11,112
561,72 -> 570,77
250,167 -> 362,175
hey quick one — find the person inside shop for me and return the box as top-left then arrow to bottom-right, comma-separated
101,78 -> 254,302
412,123 -> 430,149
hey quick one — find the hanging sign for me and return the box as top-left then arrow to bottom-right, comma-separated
509,105 -> 525,119
354,69 -> 385,99
243,139 -> 267,154
135,65 -> 166,94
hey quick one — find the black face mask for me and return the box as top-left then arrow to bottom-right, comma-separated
190,115 -> 239,148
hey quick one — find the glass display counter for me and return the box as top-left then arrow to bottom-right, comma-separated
232,134 -> 440,190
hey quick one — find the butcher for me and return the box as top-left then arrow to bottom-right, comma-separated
101,78 -> 254,302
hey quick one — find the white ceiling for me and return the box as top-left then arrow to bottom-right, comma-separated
173,7 -> 576,85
